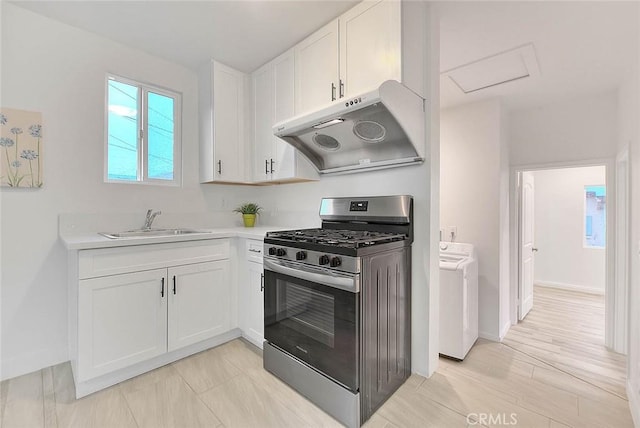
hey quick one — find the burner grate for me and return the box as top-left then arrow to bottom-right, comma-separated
266,228 -> 406,249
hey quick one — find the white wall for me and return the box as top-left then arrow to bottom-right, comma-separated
440,99 -> 509,340
0,3 -> 268,379
617,6 -> 640,422
510,91 -> 618,167
498,104 -> 511,338
532,166 -> 606,293
1,2 -> 440,380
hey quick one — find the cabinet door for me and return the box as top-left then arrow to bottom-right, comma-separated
78,269 -> 168,381
167,260 -> 231,352
244,261 -> 265,348
252,64 -> 274,182
272,49 -> 296,180
213,61 -> 245,182
339,0 -> 401,97
295,20 -> 339,114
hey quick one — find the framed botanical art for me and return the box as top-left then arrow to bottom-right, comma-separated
0,108 -> 43,188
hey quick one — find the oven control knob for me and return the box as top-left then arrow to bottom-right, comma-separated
268,247 -> 277,256
276,248 -> 287,257
296,251 -> 307,261
319,255 -> 330,265
330,257 -> 342,267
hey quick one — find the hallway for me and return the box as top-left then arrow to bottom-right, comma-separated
419,285 -> 631,427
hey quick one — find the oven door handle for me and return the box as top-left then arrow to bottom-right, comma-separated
264,258 -> 360,293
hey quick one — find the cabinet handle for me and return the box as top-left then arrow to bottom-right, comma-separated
217,160 -> 222,175
161,278 -> 165,297
173,275 -> 176,295
339,79 -> 344,98
331,83 -> 336,101
248,248 -> 262,253
265,159 -> 269,175
270,158 -> 274,174
260,273 -> 264,292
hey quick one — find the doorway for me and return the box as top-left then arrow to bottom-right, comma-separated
512,161 -> 623,351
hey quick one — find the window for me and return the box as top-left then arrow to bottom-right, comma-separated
106,75 -> 181,185
584,185 -> 606,248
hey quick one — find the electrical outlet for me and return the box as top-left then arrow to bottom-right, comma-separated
448,226 -> 457,242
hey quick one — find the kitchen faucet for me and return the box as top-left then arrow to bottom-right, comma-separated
143,209 -> 162,230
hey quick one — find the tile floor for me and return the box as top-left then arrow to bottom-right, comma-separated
0,286 -> 633,427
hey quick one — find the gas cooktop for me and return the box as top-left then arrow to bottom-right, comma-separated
265,228 -> 406,249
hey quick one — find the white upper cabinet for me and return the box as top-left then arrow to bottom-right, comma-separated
252,49 -> 317,182
199,60 -> 246,183
272,50 -> 297,181
294,0 -> 401,115
339,0 -> 402,97
295,20 -> 340,115
252,63 -> 274,182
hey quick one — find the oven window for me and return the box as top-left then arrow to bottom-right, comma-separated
264,268 -> 359,391
279,282 -> 335,347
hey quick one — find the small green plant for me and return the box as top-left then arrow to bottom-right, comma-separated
234,202 -> 262,215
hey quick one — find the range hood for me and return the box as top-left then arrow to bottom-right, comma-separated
273,80 -> 426,175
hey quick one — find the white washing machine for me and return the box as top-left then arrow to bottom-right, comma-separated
439,242 -> 478,360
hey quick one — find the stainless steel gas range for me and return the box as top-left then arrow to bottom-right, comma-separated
263,195 -> 413,427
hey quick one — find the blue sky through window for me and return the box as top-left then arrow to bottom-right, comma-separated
107,80 -> 138,181
147,92 -> 174,180
107,77 -> 178,183
585,185 -> 606,248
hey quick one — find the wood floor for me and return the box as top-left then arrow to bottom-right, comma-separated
0,286 -> 632,427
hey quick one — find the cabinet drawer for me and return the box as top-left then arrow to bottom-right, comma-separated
245,239 -> 263,263
79,239 -> 230,279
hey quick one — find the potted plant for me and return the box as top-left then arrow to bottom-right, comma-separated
234,202 -> 262,227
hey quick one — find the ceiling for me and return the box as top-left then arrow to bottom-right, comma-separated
439,1 -> 639,111
11,1 -> 639,112
10,0 -> 358,73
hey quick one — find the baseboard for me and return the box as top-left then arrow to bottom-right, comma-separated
627,379 -> 640,427
478,331 -> 500,342
535,280 -> 605,295
499,321 -> 511,341
1,346 -> 69,382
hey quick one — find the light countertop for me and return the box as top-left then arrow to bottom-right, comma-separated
61,226 -> 291,250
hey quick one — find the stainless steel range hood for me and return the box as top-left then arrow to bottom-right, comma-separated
273,80 -> 426,175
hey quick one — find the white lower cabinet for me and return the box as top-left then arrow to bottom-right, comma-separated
244,261 -> 264,347
72,240 -> 234,389
168,260 -> 231,351
239,239 -> 264,348
78,269 -> 168,380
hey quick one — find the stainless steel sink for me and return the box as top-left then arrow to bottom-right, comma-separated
99,228 -> 212,239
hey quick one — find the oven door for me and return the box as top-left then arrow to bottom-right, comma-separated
263,257 -> 360,392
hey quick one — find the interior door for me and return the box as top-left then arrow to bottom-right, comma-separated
519,171 -> 535,320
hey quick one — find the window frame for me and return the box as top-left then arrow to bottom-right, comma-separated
104,73 -> 182,186
583,184 -> 606,249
